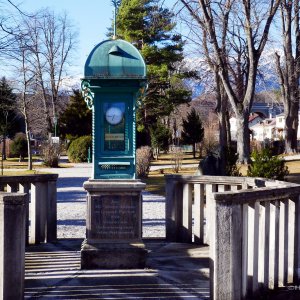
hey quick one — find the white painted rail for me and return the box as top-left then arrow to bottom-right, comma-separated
165,175 -> 300,299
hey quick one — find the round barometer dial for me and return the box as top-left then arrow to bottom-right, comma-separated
105,106 -> 123,125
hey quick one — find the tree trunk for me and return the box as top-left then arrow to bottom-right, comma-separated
218,113 -> 227,175
225,111 -> 231,148
285,105 -> 299,153
26,129 -> 32,171
235,113 -> 250,164
2,136 -> 6,160
275,2 -> 299,154
192,143 -> 196,158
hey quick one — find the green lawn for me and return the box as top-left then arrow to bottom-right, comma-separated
150,152 -> 200,166
142,168 -> 197,196
143,154 -> 300,196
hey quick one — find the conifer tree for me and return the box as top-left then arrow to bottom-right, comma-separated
0,77 -> 16,129
181,108 -> 204,158
0,76 -> 19,159
116,0 -> 195,145
59,90 -> 92,139
150,122 -> 171,159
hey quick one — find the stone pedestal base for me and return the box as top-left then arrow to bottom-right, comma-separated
81,239 -> 147,269
81,179 -> 146,269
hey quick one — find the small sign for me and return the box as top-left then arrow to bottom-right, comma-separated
105,133 -> 124,141
51,137 -> 60,144
91,195 -> 139,240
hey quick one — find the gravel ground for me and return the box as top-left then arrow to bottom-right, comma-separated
43,163 -> 166,239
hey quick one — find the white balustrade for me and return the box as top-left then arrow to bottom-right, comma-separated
165,175 -> 300,299
0,174 -> 58,245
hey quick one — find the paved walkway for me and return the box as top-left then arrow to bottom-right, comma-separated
25,163 -> 210,299
39,162 -> 166,239
25,240 -> 210,299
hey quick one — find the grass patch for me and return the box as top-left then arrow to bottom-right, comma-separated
284,160 -> 300,184
142,167 -> 197,196
145,158 -> 300,196
150,152 -> 200,166
0,156 -> 41,169
0,170 -> 49,176
0,156 -> 73,170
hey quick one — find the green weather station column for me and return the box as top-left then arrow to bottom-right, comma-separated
80,38 -> 147,269
81,39 -> 147,179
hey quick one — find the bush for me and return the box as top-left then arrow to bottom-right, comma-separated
65,134 -> 79,150
225,147 -> 241,176
136,146 -> 152,178
67,135 -> 92,163
40,142 -> 62,167
10,133 -> 28,161
247,147 -> 289,180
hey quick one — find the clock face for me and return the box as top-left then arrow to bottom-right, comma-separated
105,106 -> 123,125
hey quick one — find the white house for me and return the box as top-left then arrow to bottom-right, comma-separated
250,111 -> 300,142
250,118 -> 276,141
230,110 -> 300,142
230,113 -> 264,140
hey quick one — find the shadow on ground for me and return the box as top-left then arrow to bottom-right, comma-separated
25,239 -> 210,299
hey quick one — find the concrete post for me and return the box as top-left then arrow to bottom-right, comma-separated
0,192 -> 26,300
210,198 -> 242,300
165,177 -> 181,242
205,184 -> 217,245
30,182 -> 47,244
194,183 -> 205,244
19,183 -> 30,245
6,183 -> 18,192
180,183 -> 192,243
47,180 -> 57,242
294,195 -> 300,283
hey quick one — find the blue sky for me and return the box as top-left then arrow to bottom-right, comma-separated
14,0 -> 175,80
18,0 -> 118,77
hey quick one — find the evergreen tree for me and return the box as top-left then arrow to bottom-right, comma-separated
247,147 -> 289,180
181,108 -> 204,158
59,90 -> 92,139
0,77 -> 21,159
150,122 -> 171,159
117,0 -> 196,145
0,76 -> 17,136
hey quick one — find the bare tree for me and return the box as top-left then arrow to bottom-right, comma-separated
179,0 -> 280,163
275,0 -> 300,153
175,3 -> 231,173
20,8 -> 76,133
0,1 -> 30,58
11,33 -> 35,170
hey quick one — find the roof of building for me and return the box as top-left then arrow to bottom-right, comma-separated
250,118 -> 276,128
249,113 -> 262,122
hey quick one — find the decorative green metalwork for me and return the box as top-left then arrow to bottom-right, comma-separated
81,39 -> 147,179
81,80 -> 94,110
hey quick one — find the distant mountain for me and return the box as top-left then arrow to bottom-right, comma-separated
184,48 -> 281,98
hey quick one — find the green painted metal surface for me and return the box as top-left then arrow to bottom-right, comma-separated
81,39 -> 147,179
84,39 -> 146,79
